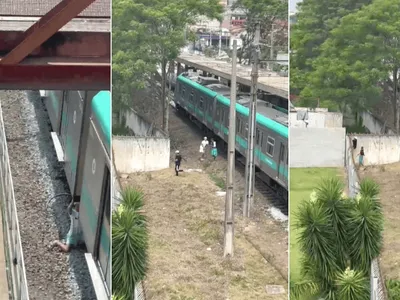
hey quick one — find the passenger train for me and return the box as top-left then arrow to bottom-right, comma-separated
42,90 -> 111,296
174,73 -> 288,203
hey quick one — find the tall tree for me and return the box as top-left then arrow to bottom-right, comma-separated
290,0 -> 373,98
232,0 -> 287,65
112,0 -> 223,132
307,0 -> 400,131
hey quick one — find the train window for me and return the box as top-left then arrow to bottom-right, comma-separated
244,123 -> 248,137
182,87 -> 185,97
236,119 -> 241,133
267,137 -> 275,157
199,97 -> 204,109
190,91 -> 194,102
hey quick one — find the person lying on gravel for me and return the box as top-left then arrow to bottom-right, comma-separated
50,202 -> 83,253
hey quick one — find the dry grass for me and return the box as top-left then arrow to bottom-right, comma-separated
360,162 -> 400,280
121,169 -> 287,300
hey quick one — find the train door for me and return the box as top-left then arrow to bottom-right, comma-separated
254,128 -> 261,166
94,165 -> 111,293
215,103 -> 222,136
277,142 -> 286,182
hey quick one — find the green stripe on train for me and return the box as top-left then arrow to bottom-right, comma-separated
92,91 -> 111,150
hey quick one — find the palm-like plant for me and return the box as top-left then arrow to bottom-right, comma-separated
293,177 -> 384,300
336,268 -> 369,299
112,187 -> 148,300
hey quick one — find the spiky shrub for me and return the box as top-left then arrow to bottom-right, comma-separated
112,187 -> 148,300
336,268 -> 369,300
293,177 -> 383,299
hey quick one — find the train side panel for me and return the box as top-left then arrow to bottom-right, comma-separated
59,91 -> 84,195
80,120 -> 111,289
44,90 -> 64,134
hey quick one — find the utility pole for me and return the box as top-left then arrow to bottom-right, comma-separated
243,22 -> 260,218
218,26 -> 222,56
224,40 -> 237,258
269,24 -> 275,71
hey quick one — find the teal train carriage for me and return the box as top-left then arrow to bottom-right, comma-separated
43,90 -> 111,295
174,74 -> 288,203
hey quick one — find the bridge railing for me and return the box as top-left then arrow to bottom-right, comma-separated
0,101 -> 29,300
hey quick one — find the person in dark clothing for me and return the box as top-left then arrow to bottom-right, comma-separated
175,150 -> 182,176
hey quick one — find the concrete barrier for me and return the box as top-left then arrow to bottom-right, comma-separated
290,127 -> 346,167
361,111 -> 395,134
113,136 -> 170,173
349,134 -> 400,166
290,111 -> 343,128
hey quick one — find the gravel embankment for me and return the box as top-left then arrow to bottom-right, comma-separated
1,91 -> 96,300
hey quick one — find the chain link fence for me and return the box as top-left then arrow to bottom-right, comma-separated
0,101 -> 29,299
345,136 -> 387,300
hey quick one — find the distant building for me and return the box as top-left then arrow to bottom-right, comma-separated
290,13 -> 297,25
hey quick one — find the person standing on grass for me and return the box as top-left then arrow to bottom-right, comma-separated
210,138 -> 218,160
50,202 -> 82,253
357,146 -> 365,167
175,150 -> 182,176
199,136 -> 209,160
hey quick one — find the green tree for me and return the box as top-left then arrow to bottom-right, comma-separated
290,0 -> 373,99
307,0 -> 400,131
232,0 -> 287,65
112,187 -> 148,300
291,177 -> 384,299
112,0 -> 223,132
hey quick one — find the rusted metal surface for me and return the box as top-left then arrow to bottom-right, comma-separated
0,57 -> 110,90
0,0 -> 110,18
176,54 -> 288,98
0,0 -> 99,64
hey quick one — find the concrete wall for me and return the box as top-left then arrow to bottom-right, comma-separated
112,156 -> 122,210
290,111 -> 343,128
113,136 -> 170,173
361,111 -> 395,134
349,134 -> 400,166
113,108 -> 171,173
122,108 -> 167,137
290,127 -> 346,167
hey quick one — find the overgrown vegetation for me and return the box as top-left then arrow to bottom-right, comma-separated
290,177 -> 384,299
291,0 -> 400,131
387,279 -> 400,300
112,187 -> 148,300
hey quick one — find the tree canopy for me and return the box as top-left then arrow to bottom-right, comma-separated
112,0 -> 223,128
290,0 -> 373,97
232,0 -> 287,65
306,0 -> 400,130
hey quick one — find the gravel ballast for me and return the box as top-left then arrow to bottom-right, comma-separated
1,91 -> 96,300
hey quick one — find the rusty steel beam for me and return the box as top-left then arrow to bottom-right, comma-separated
0,57 -> 110,90
0,0 -> 97,65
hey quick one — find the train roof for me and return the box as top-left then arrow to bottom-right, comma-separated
178,75 -> 218,98
178,74 -> 288,138
92,91 -> 111,149
237,98 -> 288,127
206,83 -> 231,96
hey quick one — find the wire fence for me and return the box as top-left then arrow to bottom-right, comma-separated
0,100 -> 29,299
345,136 -> 387,300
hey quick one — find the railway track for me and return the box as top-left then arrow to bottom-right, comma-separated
168,90 -> 288,218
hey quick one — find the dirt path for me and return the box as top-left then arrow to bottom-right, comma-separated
168,108 -> 288,278
360,163 -> 400,280
121,169 -> 287,299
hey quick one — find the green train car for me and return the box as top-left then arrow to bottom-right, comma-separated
174,74 -> 288,202
43,90 -> 111,296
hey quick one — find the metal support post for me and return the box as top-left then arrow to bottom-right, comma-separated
243,22 -> 260,218
224,40 -> 237,258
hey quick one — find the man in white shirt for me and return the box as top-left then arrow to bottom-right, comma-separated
199,137 -> 209,160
